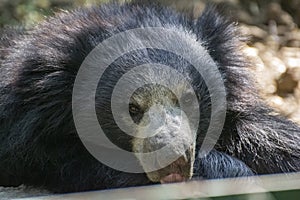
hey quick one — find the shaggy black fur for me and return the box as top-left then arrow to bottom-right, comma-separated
0,2 -> 299,193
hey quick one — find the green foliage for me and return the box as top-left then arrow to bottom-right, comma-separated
0,0 -> 125,27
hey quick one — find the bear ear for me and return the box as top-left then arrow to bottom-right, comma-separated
193,4 -> 245,69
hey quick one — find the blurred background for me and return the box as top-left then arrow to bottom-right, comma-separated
0,0 -> 299,124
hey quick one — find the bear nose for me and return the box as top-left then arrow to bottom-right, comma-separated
142,146 -> 195,184
159,152 -> 193,184
160,173 -> 187,184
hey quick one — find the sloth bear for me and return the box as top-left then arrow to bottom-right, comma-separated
0,2 -> 300,193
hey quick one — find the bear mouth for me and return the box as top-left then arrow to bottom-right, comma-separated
160,173 -> 187,184
142,152 -> 194,184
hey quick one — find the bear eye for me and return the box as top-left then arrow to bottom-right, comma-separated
129,103 -> 141,115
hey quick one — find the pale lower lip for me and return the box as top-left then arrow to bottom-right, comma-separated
160,173 -> 186,184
